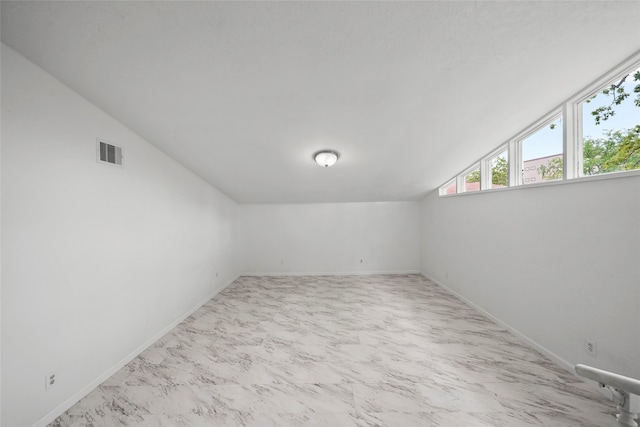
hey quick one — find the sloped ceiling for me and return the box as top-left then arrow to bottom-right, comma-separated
2,1 -> 639,203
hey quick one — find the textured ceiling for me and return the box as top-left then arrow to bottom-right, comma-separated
2,1 -> 639,203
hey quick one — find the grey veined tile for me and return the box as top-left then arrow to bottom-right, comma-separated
49,275 -> 617,427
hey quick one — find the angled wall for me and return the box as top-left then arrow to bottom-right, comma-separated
1,44 -> 239,427
420,176 -> 640,379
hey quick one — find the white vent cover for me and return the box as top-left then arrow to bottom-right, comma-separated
97,139 -> 123,166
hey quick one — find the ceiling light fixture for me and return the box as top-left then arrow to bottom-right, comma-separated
314,150 -> 339,167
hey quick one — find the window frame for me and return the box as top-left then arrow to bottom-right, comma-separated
459,163 -> 481,194
438,50 -> 640,197
482,145 -> 509,190
518,112 -> 564,186
570,60 -> 640,179
439,178 -> 457,196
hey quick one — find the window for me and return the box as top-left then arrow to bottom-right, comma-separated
581,66 -> 640,176
438,54 -> 640,197
463,166 -> 480,192
440,179 -> 457,196
488,150 -> 508,189
521,116 -> 563,184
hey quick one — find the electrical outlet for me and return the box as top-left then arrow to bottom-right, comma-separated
45,373 -> 57,391
586,340 -> 597,356
360,259 -> 363,264
216,272 -> 218,277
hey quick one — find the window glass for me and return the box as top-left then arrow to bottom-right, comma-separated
582,66 -> 640,175
440,179 -> 457,195
464,166 -> 480,192
489,150 -> 508,189
521,116 -> 563,184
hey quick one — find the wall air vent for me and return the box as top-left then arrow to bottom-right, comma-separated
97,139 -> 123,166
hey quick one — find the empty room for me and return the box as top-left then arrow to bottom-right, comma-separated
2,1 -> 640,426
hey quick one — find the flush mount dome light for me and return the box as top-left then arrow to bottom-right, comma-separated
314,150 -> 339,167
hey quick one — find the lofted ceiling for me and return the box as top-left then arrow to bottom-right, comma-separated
2,1 -> 639,203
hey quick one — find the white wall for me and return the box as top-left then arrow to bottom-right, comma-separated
1,44 -> 239,427
420,176 -> 640,379
239,202 -> 420,275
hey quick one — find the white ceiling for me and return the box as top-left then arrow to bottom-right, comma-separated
2,1 -> 639,203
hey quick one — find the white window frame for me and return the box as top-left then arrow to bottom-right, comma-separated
482,145 -> 509,190
438,50 -> 640,197
568,54 -> 640,178
514,110 -> 563,185
458,163 -> 480,193
439,178 -> 457,196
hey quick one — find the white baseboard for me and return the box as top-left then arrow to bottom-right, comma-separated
420,272 -> 615,400
32,275 -> 239,427
420,271 -> 578,373
240,269 -> 422,277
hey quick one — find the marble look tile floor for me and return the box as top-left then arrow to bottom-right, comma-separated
50,275 -> 617,426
